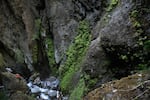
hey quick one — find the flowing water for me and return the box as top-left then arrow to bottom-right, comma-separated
27,76 -> 68,100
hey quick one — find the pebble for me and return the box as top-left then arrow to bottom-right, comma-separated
30,85 -> 41,93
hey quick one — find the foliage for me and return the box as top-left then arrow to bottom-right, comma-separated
84,74 -> 98,90
45,38 -> 56,74
32,43 -> 38,63
69,78 -> 86,100
60,20 -> 91,93
130,10 -> 142,28
32,19 -> 41,40
33,19 -> 45,40
31,19 -> 42,64
130,9 -> 150,70
0,53 -> 4,68
107,0 -> 119,12
143,40 -> 150,51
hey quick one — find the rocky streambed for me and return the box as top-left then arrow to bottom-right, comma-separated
27,75 -> 68,100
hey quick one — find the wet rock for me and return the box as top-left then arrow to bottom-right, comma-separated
40,93 -> 49,100
5,67 -> 13,73
40,88 -> 49,93
41,76 -> 60,89
30,85 -> 41,93
84,72 -> 150,100
27,76 -> 61,100
47,90 -> 57,97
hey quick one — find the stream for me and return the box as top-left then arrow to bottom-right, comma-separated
27,75 -> 68,100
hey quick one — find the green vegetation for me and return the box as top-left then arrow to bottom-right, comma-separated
130,10 -> 141,28
107,0 -> 119,12
45,37 -> 56,74
122,9 -> 150,71
60,20 -> 91,94
84,74 -> 98,90
101,0 -> 119,29
33,19 -> 43,39
69,78 -> 86,100
143,40 -> 150,51
32,43 -> 38,63
33,18 -> 45,40
31,19 -> 42,64
0,53 -> 4,67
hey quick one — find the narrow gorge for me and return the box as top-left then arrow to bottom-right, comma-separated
0,0 -> 150,100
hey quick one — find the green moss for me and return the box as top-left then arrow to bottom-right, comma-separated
0,53 -> 5,69
130,10 -> 142,29
60,20 -> 91,93
32,43 -> 38,63
127,9 -> 150,71
69,78 -> 86,100
33,19 -> 45,40
130,11 -> 142,43
45,38 -> 56,73
107,0 -> 119,12
32,19 -> 41,40
143,40 -> 150,51
84,74 -> 98,90
60,67 -> 76,92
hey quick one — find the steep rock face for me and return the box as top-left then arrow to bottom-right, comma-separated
0,0 -> 50,76
44,0 -> 78,64
0,0 -> 36,71
0,0 -> 105,68
82,0 -> 150,86
44,0 -> 105,64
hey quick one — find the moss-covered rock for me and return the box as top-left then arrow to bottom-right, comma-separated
107,0 -> 119,12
